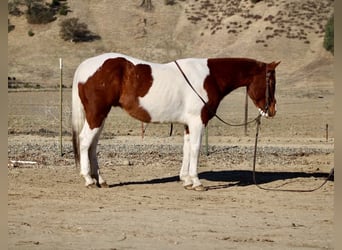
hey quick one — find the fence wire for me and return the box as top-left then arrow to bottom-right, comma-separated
8,88 -> 334,141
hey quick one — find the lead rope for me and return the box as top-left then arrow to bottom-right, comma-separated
252,116 -> 334,192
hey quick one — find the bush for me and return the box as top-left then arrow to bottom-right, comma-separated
250,0 -> 262,3
28,29 -> 35,36
8,19 -> 15,33
140,0 -> 154,11
8,0 -> 24,16
323,14 -> 334,54
25,0 -> 70,24
25,0 -> 56,24
58,4 -> 69,15
50,0 -> 70,16
59,18 -> 101,42
165,0 -> 176,5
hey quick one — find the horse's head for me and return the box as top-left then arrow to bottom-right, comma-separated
248,61 -> 280,118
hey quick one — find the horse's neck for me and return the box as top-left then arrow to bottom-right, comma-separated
218,71 -> 252,97
207,58 -> 261,97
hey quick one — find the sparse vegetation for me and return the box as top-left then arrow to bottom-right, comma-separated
28,29 -> 35,36
8,78 -> 41,89
8,0 -> 24,16
59,17 -> 101,42
250,0 -> 262,3
25,0 -> 57,24
50,0 -> 71,16
8,19 -> 15,33
21,0 -> 70,24
8,0 -> 334,88
165,0 -> 176,5
140,0 -> 154,11
323,14 -> 334,54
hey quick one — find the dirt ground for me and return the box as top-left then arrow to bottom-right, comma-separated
8,85 -> 334,249
7,0 -> 335,248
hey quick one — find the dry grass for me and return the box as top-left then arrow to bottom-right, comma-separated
8,0 -> 334,88
8,0 -> 334,139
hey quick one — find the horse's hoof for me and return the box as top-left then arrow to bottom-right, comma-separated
86,183 -> 97,189
193,185 -> 207,191
184,184 -> 207,191
184,184 -> 193,190
100,182 -> 109,188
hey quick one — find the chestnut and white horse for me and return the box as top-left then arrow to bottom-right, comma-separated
72,53 -> 280,190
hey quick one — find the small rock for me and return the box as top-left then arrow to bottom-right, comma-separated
122,159 -> 133,166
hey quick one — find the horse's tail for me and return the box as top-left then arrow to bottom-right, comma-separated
71,67 -> 85,168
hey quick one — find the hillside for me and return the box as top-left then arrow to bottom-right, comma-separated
8,0 -> 334,91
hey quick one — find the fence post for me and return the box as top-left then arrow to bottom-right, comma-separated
244,87 -> 248,135
205,125 -> 209,156
59,58 -> 63,156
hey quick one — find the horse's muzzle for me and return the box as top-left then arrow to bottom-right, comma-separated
258,106 -> 276,118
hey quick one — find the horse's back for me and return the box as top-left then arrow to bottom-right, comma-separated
73,53 -> 129,84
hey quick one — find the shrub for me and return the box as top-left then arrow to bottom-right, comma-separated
25,0 -> 70,23
250,0 -> 262,3
50,0 -> 70,16
59,18 -> 101,42
140,0 -> 154,11
58,4 -> 69,15
28,29 -> 35,36
323,14 -> 334,54
8,0 -> 24,16
25,0 -> 56,24
8,19 -> 15,33
165,0 -> 176,5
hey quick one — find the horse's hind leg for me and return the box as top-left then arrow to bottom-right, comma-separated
89,123 -> 108,188
79,121 -> 103,187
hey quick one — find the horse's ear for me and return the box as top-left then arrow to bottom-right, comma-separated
268,61 -> 281,70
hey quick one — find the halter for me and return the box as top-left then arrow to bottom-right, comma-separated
258,68 -> 271,117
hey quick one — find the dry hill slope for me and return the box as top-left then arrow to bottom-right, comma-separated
8,0 -> 334,90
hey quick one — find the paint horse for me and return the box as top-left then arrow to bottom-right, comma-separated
72,53 -> 280,190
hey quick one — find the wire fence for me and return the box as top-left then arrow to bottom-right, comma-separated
8,87 -> 334,143
8,89 -> 72,136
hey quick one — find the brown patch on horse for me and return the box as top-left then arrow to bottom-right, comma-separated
201,58 -> 264,124
78,57 -> 153,129
118,62 -> 153,122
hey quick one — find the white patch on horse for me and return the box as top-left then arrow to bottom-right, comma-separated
138,59 -> 210,123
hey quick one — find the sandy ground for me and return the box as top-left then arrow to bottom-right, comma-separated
8,81 -> 334,249
7,136 -> 334,250
8,0 -> 335,248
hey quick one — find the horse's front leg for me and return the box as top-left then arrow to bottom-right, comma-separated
180,125 -> 192,186
185,121 -> 206,191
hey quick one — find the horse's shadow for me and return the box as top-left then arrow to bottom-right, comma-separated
108,169 -> 333,189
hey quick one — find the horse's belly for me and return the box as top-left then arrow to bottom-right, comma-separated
138,94 -> 185,123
